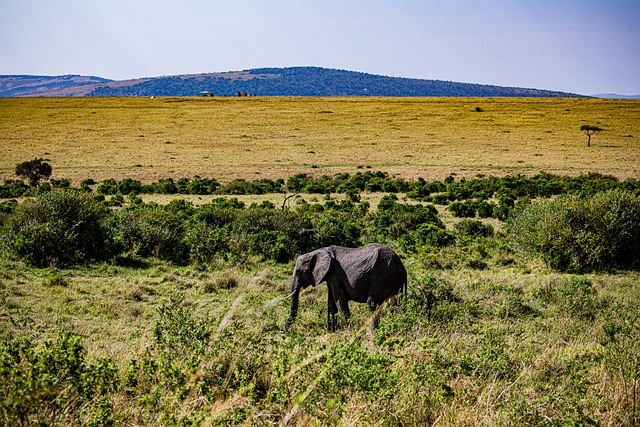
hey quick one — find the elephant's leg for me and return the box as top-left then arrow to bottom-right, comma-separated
335,299 -> 351,328
327,287 -> 339,332
368,297 -> 380,329
327,279 -> 351,329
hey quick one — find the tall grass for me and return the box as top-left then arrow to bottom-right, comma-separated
1,261 -> 638,425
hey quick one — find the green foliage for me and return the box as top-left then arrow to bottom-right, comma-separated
509,189 -> 640,272
0,330 -> 119,426
118,205 -> 188,263
454,219 -> 494,238
0,199 -> 17,215
533,277 -> 602,321
447,200 -> 478,218
153,294 -> 212,361
2,173 -> 639,270
398,223 -> 455,252
319,341 -> 397,396
0,179 -> 30,198
4,190 -> 120,267
373,195 -> 444,241
15,158 -> 52,187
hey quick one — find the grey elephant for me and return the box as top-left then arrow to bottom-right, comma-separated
284,243 -> 407,331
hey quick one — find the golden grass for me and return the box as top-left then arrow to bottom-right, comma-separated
1,97 -> 639,185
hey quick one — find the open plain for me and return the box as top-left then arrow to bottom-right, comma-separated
1,97 -> 639,184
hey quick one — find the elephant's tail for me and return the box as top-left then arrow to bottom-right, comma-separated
397,266 -> 408,297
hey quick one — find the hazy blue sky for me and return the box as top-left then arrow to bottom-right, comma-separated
1,0 -> 638,95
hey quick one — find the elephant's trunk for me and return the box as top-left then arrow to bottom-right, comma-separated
284,280 -> 300,330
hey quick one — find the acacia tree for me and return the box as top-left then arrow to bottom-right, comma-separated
580,125 -> 603,147
15,158 -> 52,187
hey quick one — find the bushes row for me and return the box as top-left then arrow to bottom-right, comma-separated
4,171 -> 637,202
0,190 -> 447,267
2,188 -> 639,272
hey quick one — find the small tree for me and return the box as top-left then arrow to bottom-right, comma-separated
15,158 -> 52,187
580,125 -> 603,147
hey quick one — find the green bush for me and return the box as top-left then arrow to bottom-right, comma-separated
0,331 -> 119,426
184,221 -> 231,264
373,196 -> 443,241
0,179 -> 31,198
118,205 -> 188,263
508,189 -> 640,272
447,201 -> 477,218
455,219 -> 494,238
398,223 -> 455,252
4,190 -> 120,266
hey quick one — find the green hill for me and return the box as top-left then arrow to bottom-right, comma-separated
2,67 -> 587,97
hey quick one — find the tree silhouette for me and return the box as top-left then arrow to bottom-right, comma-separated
580,125 -> 603,147
15,158 -> 52,187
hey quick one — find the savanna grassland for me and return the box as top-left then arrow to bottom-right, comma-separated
1,97 -> 639,184
1,97 -> 639,426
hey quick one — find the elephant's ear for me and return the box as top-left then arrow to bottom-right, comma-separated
311,250 -> 332,286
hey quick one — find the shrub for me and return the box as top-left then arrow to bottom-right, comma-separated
153,294 -> 212,360
448,201 -> 477,218
185,221 -> 231,264
0,199 -> 18,215
373,197 -> 443,241
398,223 -> 455,252
0,331 -> 119,426
97,178 -> 118,195
508,189 -> 640,272
455,219 -> 494,238
234,207 -> 310,261
0,179 -> 31,198
312,211 -> 363,249
116,178 -> 143,195
118,206 -> 188,263
4,190 -> 120,266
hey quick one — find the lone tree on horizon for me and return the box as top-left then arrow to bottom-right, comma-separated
580,125 -> 603,147
15,158 -> 52,187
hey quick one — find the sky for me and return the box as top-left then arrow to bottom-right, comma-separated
1,0 -> 639,95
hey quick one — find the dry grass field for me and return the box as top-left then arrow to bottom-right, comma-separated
1,97 -> 639,185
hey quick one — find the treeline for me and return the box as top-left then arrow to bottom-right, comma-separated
2,169 -> 638,211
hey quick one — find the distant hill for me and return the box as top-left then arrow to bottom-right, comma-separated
0,75 -> 112,97
2,67 -> 587,98
593,93 -> 640,99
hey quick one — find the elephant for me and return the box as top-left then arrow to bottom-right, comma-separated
284,243 -> 407,332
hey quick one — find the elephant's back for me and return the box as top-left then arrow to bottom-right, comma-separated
368,244 -> 407,303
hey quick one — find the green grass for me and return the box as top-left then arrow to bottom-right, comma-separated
1,244 -> 639,425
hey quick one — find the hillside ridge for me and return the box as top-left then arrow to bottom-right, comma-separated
1,67 -> 587,97
0,74 -> 112,97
